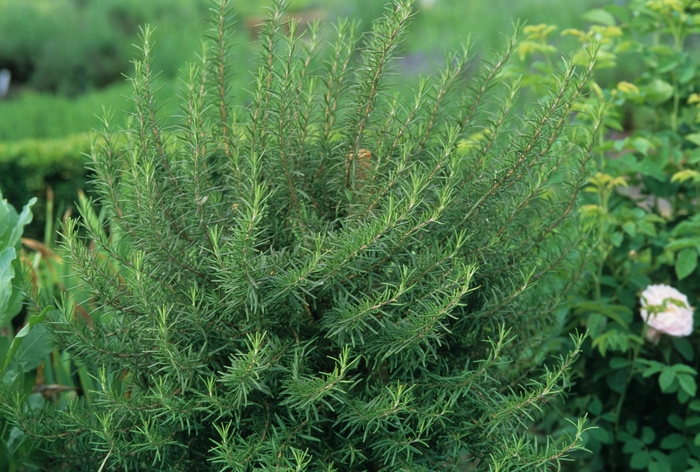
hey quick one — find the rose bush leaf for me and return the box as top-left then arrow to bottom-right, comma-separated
659,368 -> 676,392
677,374 -> 697,397
659,433 -> 686,450
672,337 -> 694,361
671,364 -> 697,376
582,9 -> 616,26
675,248 -> 698,280
629,449 -> 650,469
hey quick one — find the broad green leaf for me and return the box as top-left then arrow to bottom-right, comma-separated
672,337 -> 694,361
0,194 -> 34,330
2,362 -> 23,391
631,137 -> 653,155
634,158 -> 666,180
583,8 -> 616,26
642,427 -> 656,445
648,44 -> 675,57
671,364 -> 697,375
638,360 -> 665,378
676,248 -> 698,280
0,198 -> 16,249
605,4 -> 629,22
628,274 -> 652,291
672,221 -> 700,237
685,133 -> 700,147
667,413 -> 685,430
0,246 -> 17,327
647,460 -> 669,472
8,197 -> 36,249
656,55 -> 682,74
7,426 -> 25,454
659,368 -> 675,392
610,357 -> 629,369
15,323 -> 54,371
623,437 -> 644,454
665,237 -> 700,252
0,336 -> 9,368
4,258 -> 25,322
637,220 -> 657,237
659,433 -> 686,450
600,275 -> 619,287
1,306 -> 51,375
629,449 -> 650,469
588,425 -> 614,444
27,392 -> 45,410
576,301 -> 631,327
610,232 -> 624,247
607,369 -> 627,393
587,313 -> 607,338
623,221 -> 637,236
679,62 -> 696,84
644,78 -> 674,105
678,374 -> 697,397
588,396 -> 603,415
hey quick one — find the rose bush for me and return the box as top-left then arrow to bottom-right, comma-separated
515,3 -> 700,469
640,284 -> 694,343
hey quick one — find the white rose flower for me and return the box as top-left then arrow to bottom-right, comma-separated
639,284 -> 694,343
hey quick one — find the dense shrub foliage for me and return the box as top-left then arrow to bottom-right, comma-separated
2,0 -> 601,470
516,1 -> 700,470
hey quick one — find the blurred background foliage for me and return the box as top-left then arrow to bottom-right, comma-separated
0,0 -> 604,115
0,0 -> 601,237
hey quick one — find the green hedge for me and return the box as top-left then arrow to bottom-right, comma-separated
0,134 -> 93,240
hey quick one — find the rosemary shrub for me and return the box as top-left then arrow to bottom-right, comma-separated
5,0 -> 601,470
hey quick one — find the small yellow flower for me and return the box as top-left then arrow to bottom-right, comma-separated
616,81 -> 640,95
522,24 -> 558,41
671,169 -> 700,184
561,28 -> 587,41
646,0 -> 684,14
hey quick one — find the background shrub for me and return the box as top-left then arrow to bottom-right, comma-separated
0,0 -> 211,95
517,1 -> 700,470
0,135 -> 94,240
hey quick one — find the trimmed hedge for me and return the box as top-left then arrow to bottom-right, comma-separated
0,134 -> 93,239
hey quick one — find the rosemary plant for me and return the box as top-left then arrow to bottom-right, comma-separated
5,0 -> 601,470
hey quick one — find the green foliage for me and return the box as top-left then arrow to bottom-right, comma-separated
0,191 -> 35,333
2,0 -> 600,470
401,0 -> 602,59
0,191 -> 43,471
0,83 -> 136,141
0,134 -> 93,240
0,188 -> 105,471
518,1 -> 700,470
0,0 -> 214,94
